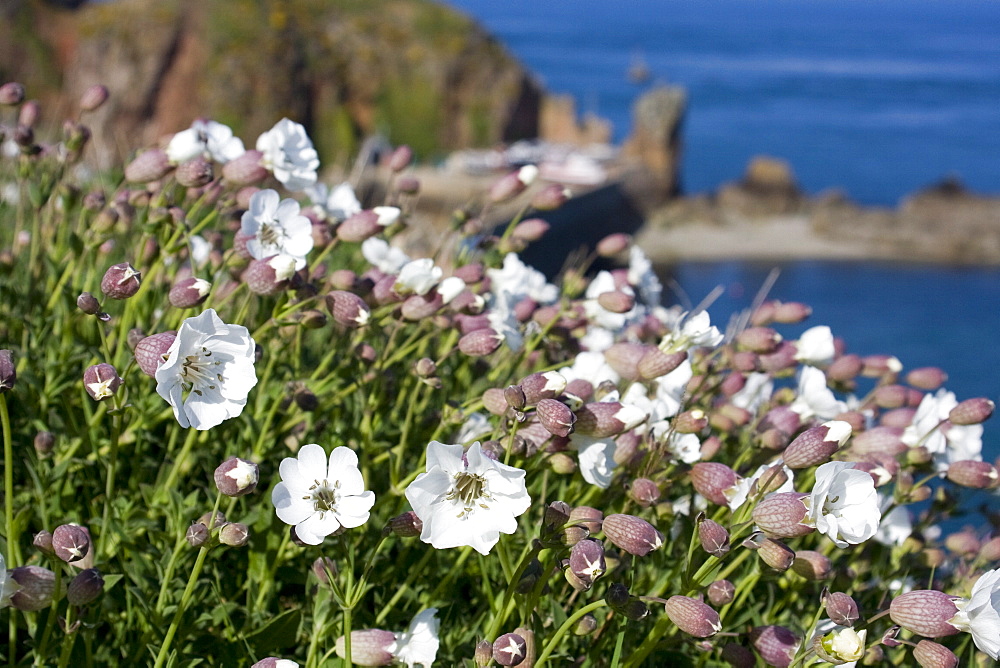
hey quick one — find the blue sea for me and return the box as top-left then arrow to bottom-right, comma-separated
446,0 -> 1000,469
444,0 -> 1000,206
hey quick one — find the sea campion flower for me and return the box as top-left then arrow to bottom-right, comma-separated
404,441 -> 530,555
256,118 -> 320,191
271,444 -> 375,545
241,189 -> 314,270
794,325 -> 836,367
154,309 -> 258,430
949,568 -> 1000,660
659,310 -> 723,352
335,608 -> 440,668
0,553 -> 20,607
166,119 -> 245,164
362,237 -> 410,274
804,461 -> 880,548
902,388 -> 984,470
306,181 -> 361,222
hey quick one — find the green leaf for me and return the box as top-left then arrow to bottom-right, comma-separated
243,608 -> 302,654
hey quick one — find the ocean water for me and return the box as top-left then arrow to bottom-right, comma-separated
444,0 -> 1000,206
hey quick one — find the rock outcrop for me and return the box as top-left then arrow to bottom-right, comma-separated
0,0 -> 543,166
620,85 -> 686,198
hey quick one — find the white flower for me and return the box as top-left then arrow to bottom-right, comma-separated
486,253 -> 558,305
950,568 -> 1000,660
666,432 -> 702,464
241,189 -> 314,270
392,608 -> 440,668
584,270 -> 636,332
815,622 -> 865,666
805,461 -> 880,548
361,238 -> 410,274
0,552 -> 20,607
395,258 -> 443,296
437,276 -> 466,305
404,441 -> 530,555
730,372 -> 774,413
560,350 -> 620,389
659,310 -> 724,352
189,234 -> 212,268
155,309 -> 258,430
627,245 -> 662,307
874,498 -> 912,547
790,365 -> 847,421
486,290 -> 524,352
456,412 -> 492,444
903,389 -> 983,471
726,464 -> 794,511
571,434 -> 618,488
306,181 -> 361,222
271,444 -> 375,545
166,119 -> 245,164
373,206 -> 401,226
256,118 -> 320,191
795,325 -> 836,367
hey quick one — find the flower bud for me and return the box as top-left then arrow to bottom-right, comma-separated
482,388 -> 510,416
186,523 -> 209,547
979,536 -> 1000,561
698,517 -> 731,557
325,290 -> 371,328
79,84 -> 109,112
826,354 -> 863,382
721,643 -> 756,668
134,331 -> 177,377
638,348 -> 686,380
338,210 -> 383,243
628,478 -> 660,507
244,255 -> 295,295
906,366 -> 948,390
948,397 -> 995,425
101,262 -> 142,300
824,591 -> 860,627
945,460 -> 999,489
664,596 -> 722,638
751,493 -> 811,539
401,293 -> 443,321
252,659 -> 300,668
489,165 -> 537,202
531,184 -> 570,210
52,524 -> 91,564
815,627 -> 866,665
575,402 -> 645,438
783,420 -> 851,469
221,149 -> 268,185
707,579 -> 735,606
602,514 -> 664,556
792,550 -> 830,580
83,363 -> 122,401
748,535 -> 795,571
511,218 -> 550,242
861,354 -> 902,378
67,568 -> 104,606
597,291 -> 636,315
536,398 -> 576,437
458,328 -> 502,356
0,82 -> 25,105
214,457 -> 259,497
335,629 -> 396,666
493,632 -> 527,666
689,462 -> 740,506
519,371 -> 567,405
503,385 -> 526,412
773,301 -> 812,323
10,566 -> 57,611
34,431 -> 54,456
873,384 -> 908,409
889,590 -> 962,637
912,639 -> 959,668
175,157 -> 213,188
750,625 -> 799,668
736,327 -> 782,353
388,511 -> 423,538
851,426 -> 906,456
388,144 -> 413,171
77,292 -> 102,315
569,506 -> 603,536
596,233 -> 631,257
168,277 -> 211,309
567,538 -> 605,590
125,148 -> 172,183
33,530 -> 54,555
219,522 -> 249,547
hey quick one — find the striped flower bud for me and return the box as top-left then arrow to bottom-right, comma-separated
53,524 -> 91,563
221,149 -> 267,185
219,522 -> 249,547
721,643 -> 756,668
483,388 -> 509,416
736,327 -> 782,353
335,630 -> 396,666
401,292 -> 443,321
752,492 -> 812,539
824,591 -> 860,627
689,462 -> 740,506
569,506 -> 603,535
512,218 -> 550,242
906,366 -> 948,390
602,514 -> 664,557
79,84 -> 109,112
873,384 -> 908,409
125,148 -> 172,183
782,420 -> 851,469
519,371 -> 566,405
773,301 -> 812,323
0,350 -> 15,394
244,255 -> 295,295
67,568 -> 104,606
603,342 -> 647,381
387,144 -> 413,171
83,363 -> 122,401
134,331 -> 177,377
175,157 -> 213,188
0,81 -> 25,105
749,535 -> 795,571
169,277 -> 211,308
861,354 -> 902,378
638,348 -> 686,380
326,290 -> 371,328
672,409 -> 707,434
750,625 -> 799,668
698,517 -> 730,557
664,596 -> 722,638
101,262 -> 141,299
707,579 -> 735,606
489,165 -> 537,202
758,341 -> 798,373
388,511 -> 423,538
595,233 -> 631,257
628,478 -> 661,507
889,590 -> 962,637
186,523 -> 209,547
458,328 -> 502,356
537,398 -> 576,437
826,354 -> 863,382
575,402 -> 645,438
531,184 -> 570,210
474,639 -> 493,667
792,550 -> 831,580
945,460 -> 999,489
337,210 -> 382,243
568,538 -> 605,590
10,566 -> 57,611
851,426 -> 906,456
493,632 -> 527,666
214,457 -> 259,497
913,640 -> 959,668
597,290 -> 636,314
948,397 -> 995,425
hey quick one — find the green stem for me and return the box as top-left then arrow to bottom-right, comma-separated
534,599 -> 607,667
1,394 -> 19,565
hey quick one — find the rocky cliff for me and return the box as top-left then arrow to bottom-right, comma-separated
0,0 -> 542,165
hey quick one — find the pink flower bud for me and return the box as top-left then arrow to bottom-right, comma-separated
567,538 -> 605,590
881,407 -> 917,428
325,290 -> 371,328
979,536 -> 1000,561
175,157 -> 214,187
750,625 -> 799,668
169,277 -> 211,308
721,643 -> 756,668
340,211 -> 385,243
101,262 -> 141,299
689,462 -> 740,506
388,511 -> 423,537
602,513 -> 664,556
569,506 -> 603,535
737,326 -> 782,353
749,535 -> 795,571
67,568 -> 104,606
401,293 -> 444,321
219,522 -> 249,547
637,348 -> 686,380
773,301 -> 812,323
601,343 -> 645,381
861,354 -> 902,378
133,331 -> 177,377
531,184 -> 570,210
512,218 -> 550,242
79,84 -> 109,112
826,353 -> 863,382
52,524 -> 91,563
906,366 -> 948,390
519,371 -> 566,405
948,397 -> 995,425
708,579 -> 735,606
791,550 -> 830,580
458,328 -> 503,357
597,290 -> 636,315
912,640 -> 959,668
244,255 -> 295,295
873,384 -> 908,409
214,457 -> 259,497
944,529 -> 980,556
222,150 -> 268,186
83,363 -> 122,401
536,398 -> 576,437
388,144 -> 413,171
823,591 -> 860,627
0,81 -> 25,105
889,590 -> 962,637
664,595 -> 722,638
125,148 -> 172,183
77,291 -> 102,315
629,478 -> 661,507
752,492 -> 812,539
575,402 -> 645,438
782,420 -> 851,469
489,165 -> 537,202
18,100 -> 39,128
698,517 -> 730,557
595,233 -> 631,257
10,566 -> 56,611
851,426 -> 906,456
750,300 -> 778,326
186,523 -> 209,547
493,632 -> 527,666
945,460 -> 999,489
483,388 -> 510,416
335,630 -> 396,666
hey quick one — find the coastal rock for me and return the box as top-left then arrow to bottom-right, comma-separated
716,156 -> 804,217
539,94 -> 612,146
621,85 -> 686,198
